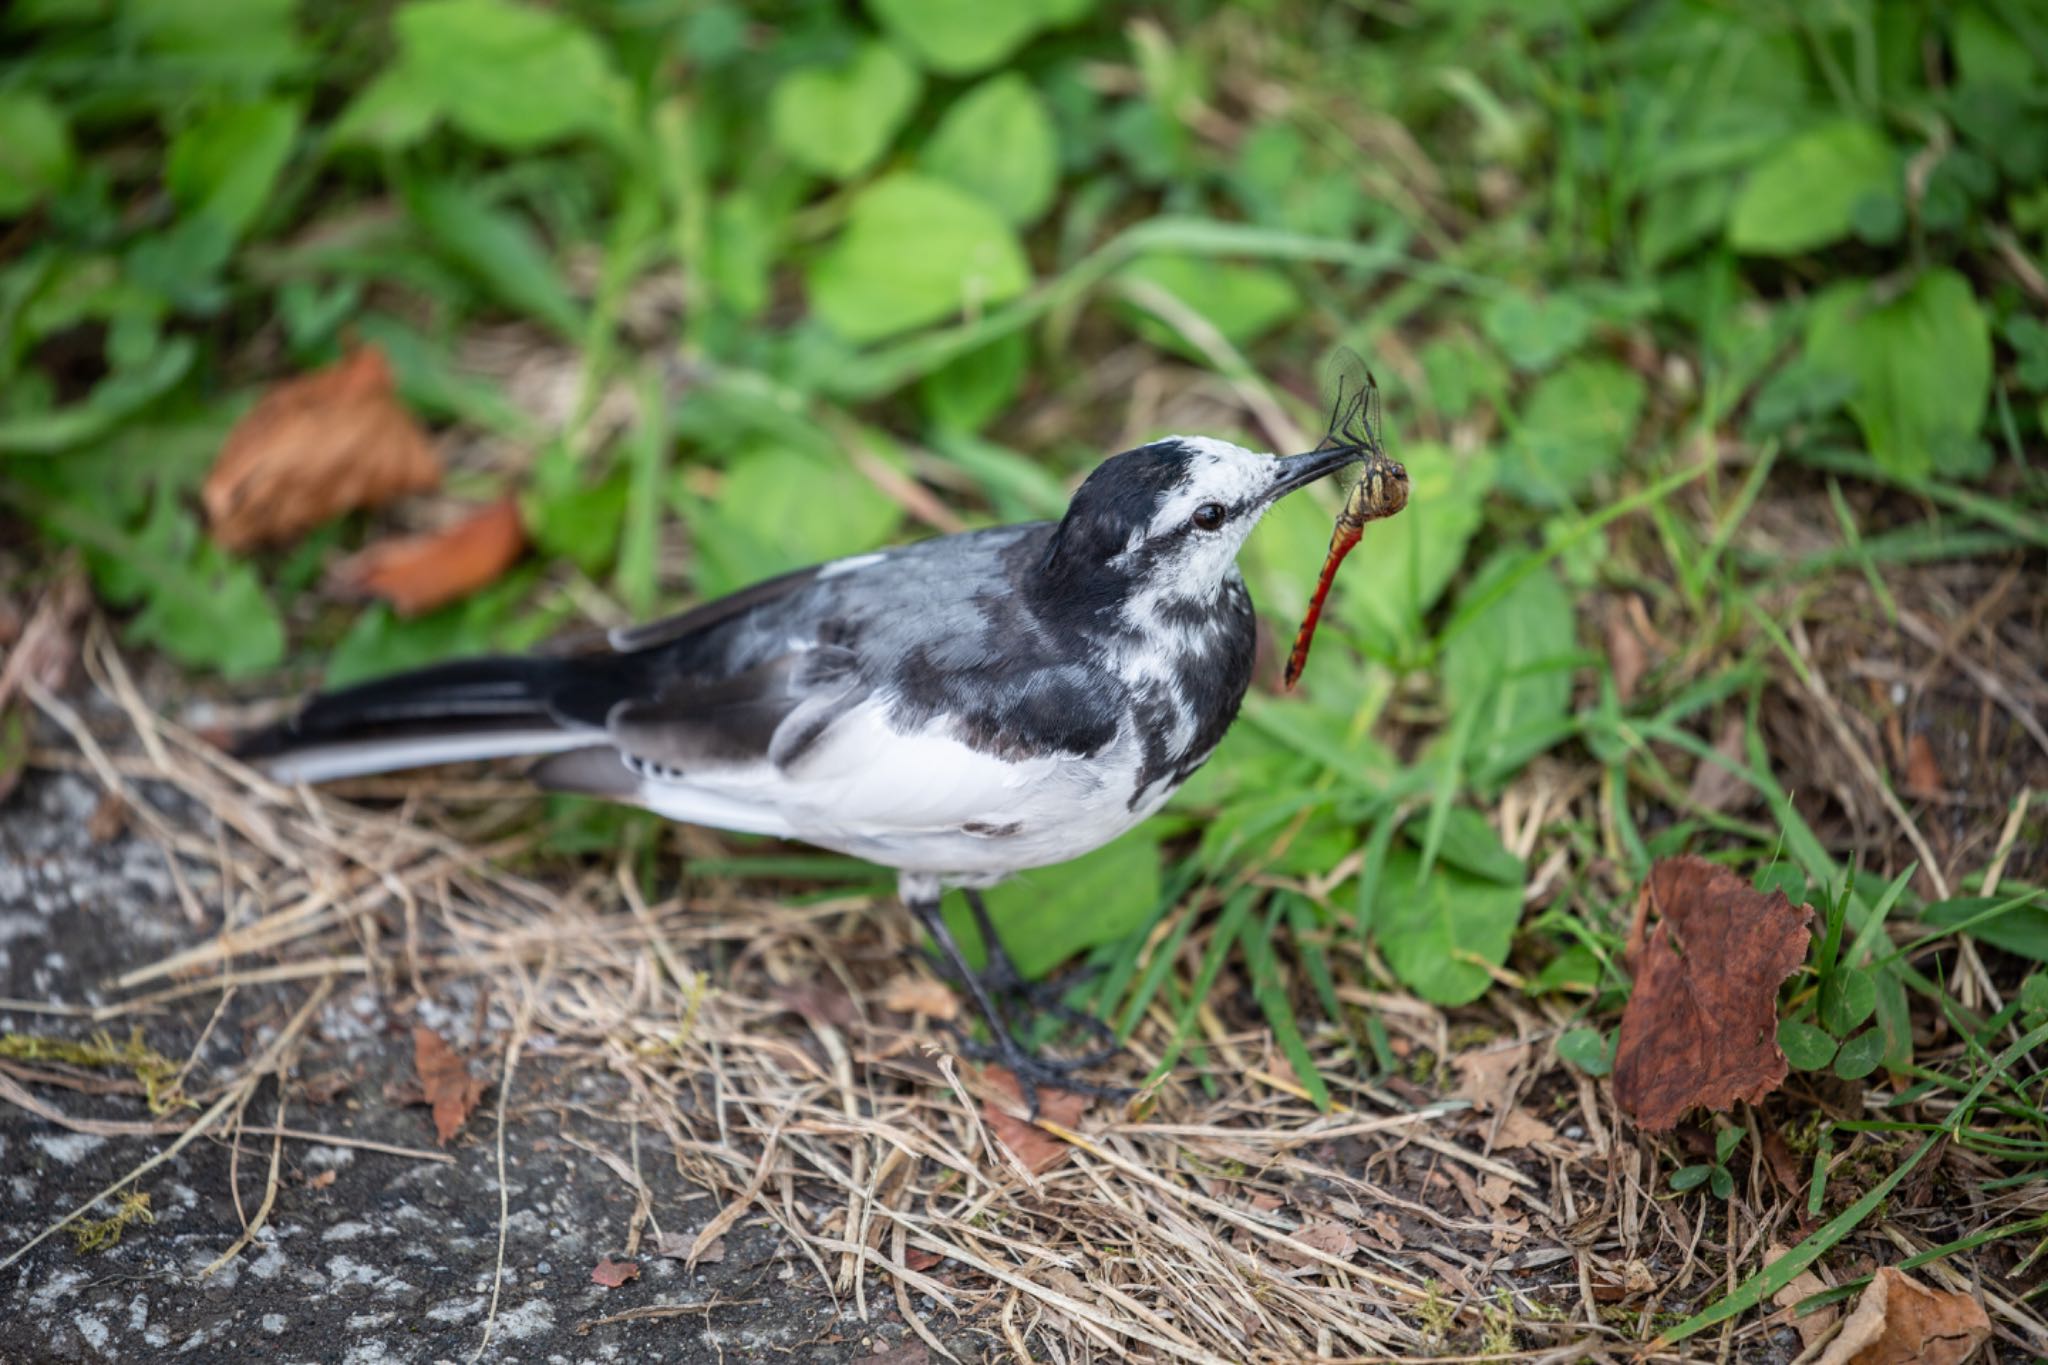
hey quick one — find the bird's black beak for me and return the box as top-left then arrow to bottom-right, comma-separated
1261,445 -> 1359,505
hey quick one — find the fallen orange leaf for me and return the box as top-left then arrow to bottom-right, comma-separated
329,496 -> 527,617
590,1256 -> 640,1288
979,1067 -> 1089,1174
1815,1267 -> 1990,1365
1903,733 -> 1944,797
204,345 -> 440,551
1612,856 -> 1812,1132
411,1024 -> 486,1146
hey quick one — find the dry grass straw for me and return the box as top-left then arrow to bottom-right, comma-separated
0,627 -> 1659,1361
19,621 -> 2042,1361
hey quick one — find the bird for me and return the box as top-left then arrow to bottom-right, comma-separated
238,434 -> 1368,1110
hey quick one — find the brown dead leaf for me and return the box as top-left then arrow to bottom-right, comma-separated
980,1067 -> 1089,1174
1815,1267 -> 1990,1365
1268,1220 -> 1356,1267
878,974 -> 959,1022
204,345 -> 440,550
1452,1041 -> 1529,1113
88,792 -> 129,843
590,1256 -> 640,1288
411,1025 -> 486,1146
1491,1107 -> 1558,1151
328,496 -> 526,617
650,1229 -> 721,1262
1612,856 -> 1812,1132
305,1169 -> 338,1191
1686,714 -> 1752,815
903,1246 -> 944,1273
1767,1243 -> 1839,1351
1605,596 -> 1651,703
1902,733 -> 1944,797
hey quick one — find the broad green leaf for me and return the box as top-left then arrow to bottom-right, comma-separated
1407,807 -> 1522,885
1919,895 -> 2048,963
708,191 -> 775,319
165,99 -> 303,241
1528,944 -> 1603,995
409,180 -> 581,336
394,0 -> 626,151
920,74 -> 1059,225
1832,1028 -> 1885,1080
1952,7 -> 2036,88
0,339 -> 195,455
1818,966 -> 1877,1036
331,68 -> 441,149
1501,357 -> 1645,507
0,91 -> 73,217
1777,1019 -> 1837,1071
677,444 -> 901,597
1729,121 -> 1896,256
126,541 -> 285,677
1557,1026 -> 1615,1076
806,174 -> 1029,343
1805,269 -> 1992,479
2021,973 -> 2048,1016
1334,441 -> 1495,655
1373,850 -> 1521,1006
1669,1164 -> 1712,1191
126,0 -> 307,86
1442,553 -> 1577,770
769,41 -> 922,181
867,0 -> 1042,75
1480,289 -> 1591,373
965,831 -> 1163,979
918,331 -> 1027,433
1116,253 -> 1301,356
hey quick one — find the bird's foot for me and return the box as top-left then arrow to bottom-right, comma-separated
957,1030 -> 1137,1118
917,949 -> 1121,1061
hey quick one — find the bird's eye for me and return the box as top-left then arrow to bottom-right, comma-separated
1190,502 -> 1227,531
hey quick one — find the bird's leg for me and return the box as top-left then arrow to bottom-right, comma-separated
905,894 -> 1130,1116
960,889 -> 1119,1058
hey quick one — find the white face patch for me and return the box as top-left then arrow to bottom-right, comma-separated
1116,436 -> 1278,601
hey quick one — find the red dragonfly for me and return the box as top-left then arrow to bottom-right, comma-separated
1282,356 -> 1409,689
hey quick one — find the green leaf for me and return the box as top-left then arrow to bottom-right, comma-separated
1818,965 -> 1878,1036
1728,120 -> 1896,257
1754,863 -> 1810,909
1777,1019 -> 1837,1072
0,91 -> 73,217
769,41 -> 922,182
965,832 -> 1163,979
1409,807 -> 1523,885
1442,553 -> 1578,771
330,68 -> 441,150
1373,850 -> 1521,1006
0,339 -> 196,456
1729,121 -> 1896,256
1480,290 -> 1591,373
1116,253 -> 1302,356
1334,443 -> 1495,656
2021,973 -> 2048,1017
126,0 -> 307,87
1528,944 -> 1603,996
1918,895 -> 2048,962
1501,358 -> 1646,507
393,0 -> 626,151
409,180 -> 582,336
165,99 -> 303,242
1669,1164 -> 1712,1191
677,443 -> 901,598
1805,270 -> 1992,479
127,541 -> 285,677
1709,1166 -> 1734,1200
1557,1026 -> 1615,1076
806,173 -> 1029,343
918,331 -> 1027,433
920,74 -> 1059,226
1715,1125 -> 1747,1165
1832,1028 -> 1886,1080
867,0 -> 1042,75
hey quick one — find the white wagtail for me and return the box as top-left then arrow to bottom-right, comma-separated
240,434 -> 1376,1107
